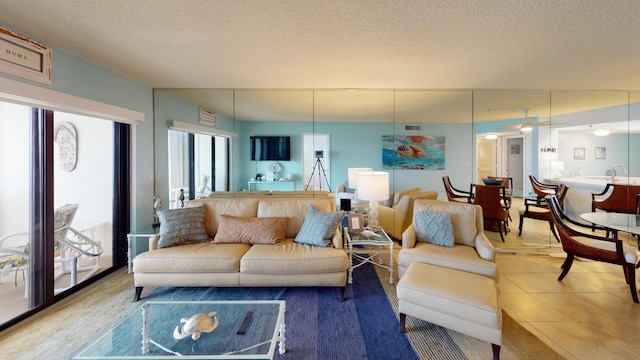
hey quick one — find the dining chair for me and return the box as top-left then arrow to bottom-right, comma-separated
546,194 -> 640,303
529,175 -> 559,202
591,183 -> 640,214
518,184 -> 568,242
472,184 -> 509,242
442,176 -> 472,203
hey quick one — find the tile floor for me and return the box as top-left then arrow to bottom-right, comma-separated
489,197 -> 640,360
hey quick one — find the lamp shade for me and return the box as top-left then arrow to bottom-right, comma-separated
348,167 -> 372,189
357,171 -> 389,201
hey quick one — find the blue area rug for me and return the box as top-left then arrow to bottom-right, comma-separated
144,263 -> 418,360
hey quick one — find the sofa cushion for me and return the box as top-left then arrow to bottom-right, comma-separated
157,206 -> 210,249
294,205 -> 344,247
257,198 -> 334,237
414,200 -> 478,247
414,211 -> 454,247
241,239 -> 349,274
188,198 -> 260,237
213,215 -> 288,245
133,242 -> 250,273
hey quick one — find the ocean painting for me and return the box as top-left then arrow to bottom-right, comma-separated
382,135 -> 445,170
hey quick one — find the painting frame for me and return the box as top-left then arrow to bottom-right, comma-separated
573,147 -> 585,160
595,146 -> 606,159
382,135 -> 445,170
347,213 -> 364,233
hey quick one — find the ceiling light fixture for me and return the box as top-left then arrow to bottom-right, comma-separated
485,133 -> 498,140
594,130 -> 610,136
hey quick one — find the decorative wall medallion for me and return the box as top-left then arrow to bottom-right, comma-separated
54,122 -> 77,171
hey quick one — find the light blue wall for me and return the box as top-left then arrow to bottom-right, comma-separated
236,120 -> 475,199
0,22 -> 155,229
558,133 -> 640,177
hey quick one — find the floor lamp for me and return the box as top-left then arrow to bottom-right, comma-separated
357,171 -> 389,228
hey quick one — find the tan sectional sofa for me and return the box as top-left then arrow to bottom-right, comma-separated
132,197 -> 349,301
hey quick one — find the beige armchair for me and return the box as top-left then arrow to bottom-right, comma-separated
378,191 -> 438,239
398,199 -> 498,280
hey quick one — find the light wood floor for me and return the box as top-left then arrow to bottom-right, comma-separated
487,198 -> 640,360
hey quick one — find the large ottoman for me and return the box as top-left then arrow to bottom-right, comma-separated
397,262 -> 502,360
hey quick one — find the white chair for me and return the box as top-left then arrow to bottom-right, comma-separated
0,203 -> 103,297
398,199 -> 498,280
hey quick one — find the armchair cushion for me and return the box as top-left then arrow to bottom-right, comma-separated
158,206 -> 210,249
414,211 -> 454,247
294,205 -> 344,247
414,200 -> 477,247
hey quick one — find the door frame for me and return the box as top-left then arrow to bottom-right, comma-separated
500,134 -> 526,197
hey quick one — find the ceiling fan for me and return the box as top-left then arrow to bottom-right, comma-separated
494,108 -> 565,132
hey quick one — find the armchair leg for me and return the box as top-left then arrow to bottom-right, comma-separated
548,221 -> 560,242
558,254 -> 574,281
399,313 -> 406,333
626,265 -> 639,303
498,221 -> 505,242
518,215 -> 524,236
492,343 -> 501,360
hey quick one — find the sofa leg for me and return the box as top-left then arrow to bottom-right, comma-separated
492,343 -> 501,360
133,286 -> 143,302
339,286 -> 346,302
399,313 -> 406,333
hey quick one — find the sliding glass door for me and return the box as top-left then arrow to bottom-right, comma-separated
0,100 -> 122,328
169,130 -> 230,208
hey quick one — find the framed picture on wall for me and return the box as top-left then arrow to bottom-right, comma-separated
595,147 -> 606,159
573,147 -> 585,160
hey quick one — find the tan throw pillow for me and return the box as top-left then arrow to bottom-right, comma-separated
213,215 -> 288,244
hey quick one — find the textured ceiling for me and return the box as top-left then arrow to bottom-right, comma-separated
1,0 -> 639,90
1,1 -> 639,125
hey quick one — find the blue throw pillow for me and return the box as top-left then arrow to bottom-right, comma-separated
295,205 -> 344,247
414,211 -> 455,247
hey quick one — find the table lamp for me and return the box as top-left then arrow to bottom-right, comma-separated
348,167 -> 372,207
357,171 -> 389,228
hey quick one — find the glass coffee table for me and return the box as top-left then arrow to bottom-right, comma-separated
72,300 -> 286,359
345,226 -> 394,285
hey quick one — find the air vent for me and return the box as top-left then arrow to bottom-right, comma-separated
404,125 -> 422,131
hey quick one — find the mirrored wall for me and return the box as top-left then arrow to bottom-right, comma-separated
153,89 -> 640,251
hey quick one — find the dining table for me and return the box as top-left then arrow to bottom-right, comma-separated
579,211 -> 640,248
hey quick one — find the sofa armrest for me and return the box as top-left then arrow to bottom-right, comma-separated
332,228 -> 343,249
149,234 -> 160,251
401,224 -> 417,248
474,233 -> 495,262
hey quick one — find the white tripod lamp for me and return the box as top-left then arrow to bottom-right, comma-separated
357,171 -> 389,228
